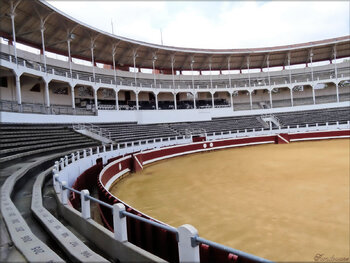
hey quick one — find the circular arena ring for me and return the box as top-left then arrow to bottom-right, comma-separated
52,123 -> 350,263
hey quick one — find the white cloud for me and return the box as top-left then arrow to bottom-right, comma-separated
48,1 -> 349,49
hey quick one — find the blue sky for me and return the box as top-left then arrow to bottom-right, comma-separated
48,1 -> 349,49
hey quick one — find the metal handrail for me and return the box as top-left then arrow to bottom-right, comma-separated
193,236 -> 272,263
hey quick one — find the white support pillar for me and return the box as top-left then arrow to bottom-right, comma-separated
81,190 -> 91,219
174,93 -> 177,110
71,86 -> 75,109
209,60 -> 213,90
94,88 -> 98,110
312,86 -> 316,104
267,56 -> 271,87
228,57 -> 232,89
288,52 -> 292,84
67,38 -> 72,78
112,203 -> 128,242
91,43 -> 96,82
249,91 -> 253,110
155,92 -> 158,110
133,50 -> 138,86
269,89 -> 273,108
247,56 -> 251,88
333,46 -> 339,102
15,74 -> 21,105
40,21 -> 47,72
290,87 -> 294,107
211,92 -> 215,108
177,224 -> 200,263
193,92 -> 196,109
115,89 -> 119,110
44,81 -> 50,107
171,55 -> 176,89
10,4 -> 18,64
112,46 -> 117,85
152,55 -> 157,88
135,91 -> 139,110
190,60 -> 195,90
230,92 -> 234,110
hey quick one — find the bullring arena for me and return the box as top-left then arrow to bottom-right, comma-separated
0,1 -> 349,263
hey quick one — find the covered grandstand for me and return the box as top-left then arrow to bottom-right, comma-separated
0,0 -> 349,262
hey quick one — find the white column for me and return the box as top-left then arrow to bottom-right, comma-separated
155,92 -> 158,110
312,86 -> 316,104
91,44 -> 96,82
247,56 -> 251,88
230,92 -> 234,110
94,88 -> 98,110
288,52 -> 292,84
193,92 -> 196,109
228,57 -> 232,88
249,91 -> 253,110
15,74 -> 21,105
190,60 -> 195,90
115,89 -> 119,110
269,89 -> 273,108
71,86 -> 75,109
10,11 -> 18,64
290,87 -> 294,107
44,81 -> 50,107
334,46 -> 339,102
209,61 -> 213,89
211,92 -> 215,108
267,56 -> 271,87
152,56 -> 157,88
174,93 -> 177,110
40,21 -> 47,71
135,91 -> 139,110
171,55 -> 176,89
133,51 -> 137,86
112,47 -> 117,84
67,39 -> 72,78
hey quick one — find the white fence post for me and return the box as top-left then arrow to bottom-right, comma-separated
76,151 -> 80,160
61,181 -> 68,205
113,203 -> 128,242
177,224 -> 200,263
81,189 -> 91,219
53,170 -> 60,194
64,156 -> 68,166
71,153 -> 75,162
60,158 -> 64,169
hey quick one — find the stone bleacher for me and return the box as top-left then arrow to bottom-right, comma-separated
93,107 -> 350,143
275,107 -> 350,127
0,124 -> 99,164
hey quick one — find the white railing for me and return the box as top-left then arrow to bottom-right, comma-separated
73,123 -> 112,140
52,121 -> 349,263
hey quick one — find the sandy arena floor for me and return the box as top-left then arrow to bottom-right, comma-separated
110,139 -> 350,262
